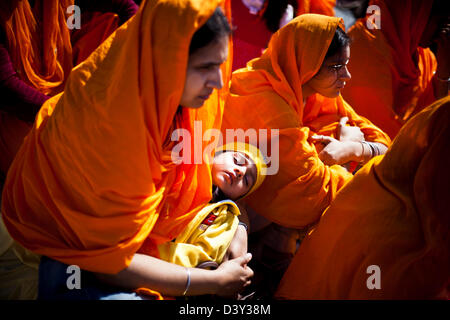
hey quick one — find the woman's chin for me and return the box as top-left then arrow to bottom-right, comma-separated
322,90 -> 341,98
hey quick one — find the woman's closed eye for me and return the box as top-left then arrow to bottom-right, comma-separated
233,153 -> 248,166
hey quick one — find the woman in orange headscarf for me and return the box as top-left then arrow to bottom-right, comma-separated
276,96 -> 450,299
341,0 -> 449,139
1,0 -> 253,299
223,14 -> 390,230
296,0 -> 335,17
230,0 -> 336,71
0,0 -> 138,177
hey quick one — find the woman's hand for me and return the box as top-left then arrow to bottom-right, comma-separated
311,135 -> 362,166
214,253 -> 254,297
223,224 -> 248,262
337,117 -> 365,142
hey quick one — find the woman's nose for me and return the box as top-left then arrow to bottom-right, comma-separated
340,65 -> 351,81
207,68 -> 223,90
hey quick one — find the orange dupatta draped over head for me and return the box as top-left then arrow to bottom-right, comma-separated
341,0 -> 438,138
276,96 -> 450,299
296,0 -> 335,17
0,0 -> 74,96
222,14 -> 390,228
1,0 -> 230,274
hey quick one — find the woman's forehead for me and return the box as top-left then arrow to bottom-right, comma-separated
189,35 -> 229,65
325,45 -> 350,64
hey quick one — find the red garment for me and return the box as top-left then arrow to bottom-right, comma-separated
230,0 -> 336,71
0,0 -> 138,175
231,0 -> 272,71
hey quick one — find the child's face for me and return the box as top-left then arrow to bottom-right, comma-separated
212,151 -> 258,200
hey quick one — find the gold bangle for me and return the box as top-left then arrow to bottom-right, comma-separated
182,267 -> 191,296
359,141 -> 365,163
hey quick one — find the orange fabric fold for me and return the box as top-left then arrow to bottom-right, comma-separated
296,0 -> 335,17
222,14 -> 391,228
276,96 -> 450,299
0,2 -> 126,176
71,12 -> 120,66
2,0 -> 230,274
341,0 -> 438,139
0,0 -> 74,96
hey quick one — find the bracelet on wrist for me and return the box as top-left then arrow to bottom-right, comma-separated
359,141 -> 366,163
360,141 -> 381,163
360,141 -> 371,162
238,221 -> 248,233
182,267 -> 191,296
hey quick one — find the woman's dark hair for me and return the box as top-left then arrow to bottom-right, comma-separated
262,0 -> 298,33
189,7 -> 231,54
325,26 -> 351,59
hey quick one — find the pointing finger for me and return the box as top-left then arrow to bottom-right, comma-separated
339,116 -> 349,127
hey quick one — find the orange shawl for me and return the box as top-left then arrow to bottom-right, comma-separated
341,0 -> 437,139
0,1 -> 120,175
276,96 -> 450,299
2,0 -> 230,274
0,0 -> 74,96
296,0 -> 335,17
222,14 -> 390,228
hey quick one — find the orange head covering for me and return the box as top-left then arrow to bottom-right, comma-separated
368,0 -> 434,120
0,0 -> 74,95
222,14 -> 390,228
296,0 -> 336,17
276,96 -> 450,299
1,0 -> 231,274
341,0 -> 438,138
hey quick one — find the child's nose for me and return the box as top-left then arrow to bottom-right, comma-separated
234,166 -> 245,179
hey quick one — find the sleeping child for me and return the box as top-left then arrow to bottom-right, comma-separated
156,142 -> 267,270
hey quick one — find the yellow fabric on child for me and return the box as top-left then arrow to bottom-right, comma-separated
158,200 -> 240,268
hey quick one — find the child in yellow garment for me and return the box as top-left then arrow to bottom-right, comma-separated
156,142 -> 267,270
136,142 -> 267,299
0,142 -> 267,300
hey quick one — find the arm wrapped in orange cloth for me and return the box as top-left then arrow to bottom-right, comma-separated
296,0 -> 335,17
276,96 -> 450,299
